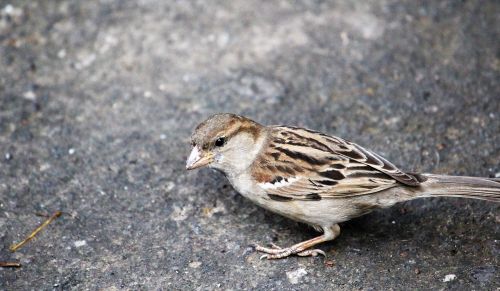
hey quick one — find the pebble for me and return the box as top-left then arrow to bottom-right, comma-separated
57,49 -> 66,59
217,33 -> 229,47
74,240 -> 87,248
443,274 -> 456,282
340,31 -> 349,46
23,91 -> 36,100
2,4 -> 14,14
164,181 -> 175,192
286,268 -> 307,284
2,4 -> 22,17
75,53 -> 96,70
189,261 -> 202,268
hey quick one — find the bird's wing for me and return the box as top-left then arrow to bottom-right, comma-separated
252,126 -> 424,201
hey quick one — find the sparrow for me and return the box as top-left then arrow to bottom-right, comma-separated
186,113 -> 500,259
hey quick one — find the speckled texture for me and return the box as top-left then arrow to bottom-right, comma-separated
0,1 -> 499,289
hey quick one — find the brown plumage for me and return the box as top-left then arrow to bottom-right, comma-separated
186,113 -> 500,259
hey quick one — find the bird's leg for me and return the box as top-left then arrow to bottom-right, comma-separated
252,224 -> 341,259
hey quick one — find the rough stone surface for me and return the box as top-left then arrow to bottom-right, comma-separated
1,1 -> 499,289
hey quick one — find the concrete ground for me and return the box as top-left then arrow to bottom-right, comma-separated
0,0 -> 499,289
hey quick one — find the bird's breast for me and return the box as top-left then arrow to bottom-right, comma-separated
226,172 -> 266,201
225,172 -> 345,227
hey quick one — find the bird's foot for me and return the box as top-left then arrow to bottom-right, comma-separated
251,242 -> 326,260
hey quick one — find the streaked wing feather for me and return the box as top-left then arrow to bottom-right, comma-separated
252,126 -> 421,201
278,126 -> 423,186
259,174 -> 398,201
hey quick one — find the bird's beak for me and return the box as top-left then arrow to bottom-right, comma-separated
186,146 -> 214,170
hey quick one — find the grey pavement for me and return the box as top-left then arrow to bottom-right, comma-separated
0,1 -> 499,289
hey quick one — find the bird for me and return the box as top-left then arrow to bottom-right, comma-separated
186,113 -> 500,259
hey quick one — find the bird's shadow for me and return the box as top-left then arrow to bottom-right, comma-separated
237,198 -> 495,258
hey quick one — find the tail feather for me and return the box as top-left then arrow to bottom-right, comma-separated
419,174 -> 500,203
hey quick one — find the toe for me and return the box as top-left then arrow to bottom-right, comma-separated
252,242 -> 286,254
297,249 -> 326,257
270,243 -> 282,249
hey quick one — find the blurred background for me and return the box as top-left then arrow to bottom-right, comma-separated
0,0 -> 499,289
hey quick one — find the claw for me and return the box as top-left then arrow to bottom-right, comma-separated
297,249 -> 326,257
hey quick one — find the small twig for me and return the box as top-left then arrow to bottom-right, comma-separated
34,212 -> 50,218
0,262 -> 21,268
35,211 -> 72,218
10,211 -> 62,252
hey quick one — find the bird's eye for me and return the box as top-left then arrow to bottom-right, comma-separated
214,137 -> 226,147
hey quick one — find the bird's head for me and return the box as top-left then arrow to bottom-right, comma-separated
186,113 -> 267,175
